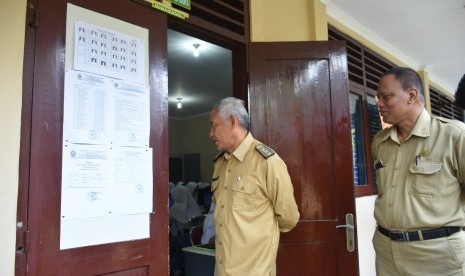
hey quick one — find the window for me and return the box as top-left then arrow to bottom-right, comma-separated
329,26 -> 394,196
348,86 -> 384,196
430,86 -> 464,122
349,93 -> 367,186
366,95 -> 382,192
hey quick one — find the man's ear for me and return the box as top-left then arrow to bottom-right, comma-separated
230,115 -> 236,127
408,88 -> 419,103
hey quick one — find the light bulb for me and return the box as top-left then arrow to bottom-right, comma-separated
193,43 -> 200,57
177,99 -> 182,109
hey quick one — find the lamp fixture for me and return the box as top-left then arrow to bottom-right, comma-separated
192,43 -> 200,57
177,98 -> 182,109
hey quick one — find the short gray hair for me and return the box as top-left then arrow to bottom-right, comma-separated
213,97 -> 249,131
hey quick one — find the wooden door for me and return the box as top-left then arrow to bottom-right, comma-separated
16,0 -> 169,275
249,41 -> 359,275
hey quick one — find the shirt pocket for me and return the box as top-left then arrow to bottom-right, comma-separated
232,180 -> 258,211
375,160 -> 388,196
408,161 -> 442,197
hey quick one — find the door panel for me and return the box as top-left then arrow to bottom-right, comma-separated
249,41 -> 358,275
99,266 -> 148,276
18,0 -> 169,275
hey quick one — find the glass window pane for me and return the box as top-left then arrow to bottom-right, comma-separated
367,95 -> 382,143
367,95 -> 382,191
349,93 -> 367,186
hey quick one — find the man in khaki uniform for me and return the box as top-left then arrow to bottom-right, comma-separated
372,67 -> 465,275
209,97 -> 300,276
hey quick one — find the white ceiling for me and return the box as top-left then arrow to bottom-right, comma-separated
327,0 -> 465,95
167,30 -> 232,119
168,1 -> 465,117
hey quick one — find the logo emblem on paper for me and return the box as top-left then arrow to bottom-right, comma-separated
87,191 -> 102,201
135,184 -> 144,194
127,133 -> 136,142
87,130 -> 97,140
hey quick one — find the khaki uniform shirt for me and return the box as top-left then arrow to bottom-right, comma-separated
372,109 -> 465,231
212,133 -> 300,276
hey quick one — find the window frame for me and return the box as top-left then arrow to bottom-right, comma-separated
349,82 -> 379,197
430,86 -> 465,122
329,25 -> 395,197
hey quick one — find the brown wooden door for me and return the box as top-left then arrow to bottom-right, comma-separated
16,0 -> 169,275
249,41 -> 359,275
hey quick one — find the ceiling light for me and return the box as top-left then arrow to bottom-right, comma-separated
177,98 -> 182,109
192,43 -> 200,57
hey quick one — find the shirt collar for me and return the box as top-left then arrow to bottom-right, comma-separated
224,132 -> 253,162
409,108 -> 430,138
387,108 -> 430,142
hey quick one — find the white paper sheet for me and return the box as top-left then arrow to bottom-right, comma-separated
61,144 -> 112,219
60,214 -> 150,250
110,80 -> 150,147
111,147 -> 153,215
64,70 -> 150,147
74,20 -> 146,84
62,7 -> 152,249
64,70 -> 110,145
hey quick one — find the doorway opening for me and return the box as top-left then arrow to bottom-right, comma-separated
167,29 -> 233,276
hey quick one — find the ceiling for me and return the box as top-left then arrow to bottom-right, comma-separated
327,0 -> 465,94
168,1 -> 465,118
167,30 -> 232,119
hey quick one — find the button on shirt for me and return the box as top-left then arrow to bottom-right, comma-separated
211,133 -> 299,276
372,109 -> 465,231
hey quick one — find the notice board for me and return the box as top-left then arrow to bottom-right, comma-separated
61,3 -> 152,249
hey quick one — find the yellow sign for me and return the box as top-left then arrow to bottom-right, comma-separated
150,1 -> 189,20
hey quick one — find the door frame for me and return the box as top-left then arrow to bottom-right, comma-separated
15,1 -> 249,274
16,0 -> 39,274
16,0 -> 170,274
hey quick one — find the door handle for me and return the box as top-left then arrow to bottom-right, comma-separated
336,213 -> 355,252
336,224 -> 354,230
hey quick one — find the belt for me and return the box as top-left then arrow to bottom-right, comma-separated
378,225 -> 461,242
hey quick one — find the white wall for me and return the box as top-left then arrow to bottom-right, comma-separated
169,118 -> 184,158
0,0 -> 26,275
169,114 -> 217,182
180,114 -> 217,182
355,195 -> 377,276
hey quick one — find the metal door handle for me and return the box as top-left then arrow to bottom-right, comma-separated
336,213 -> 355,252
336,224 -> 354,230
